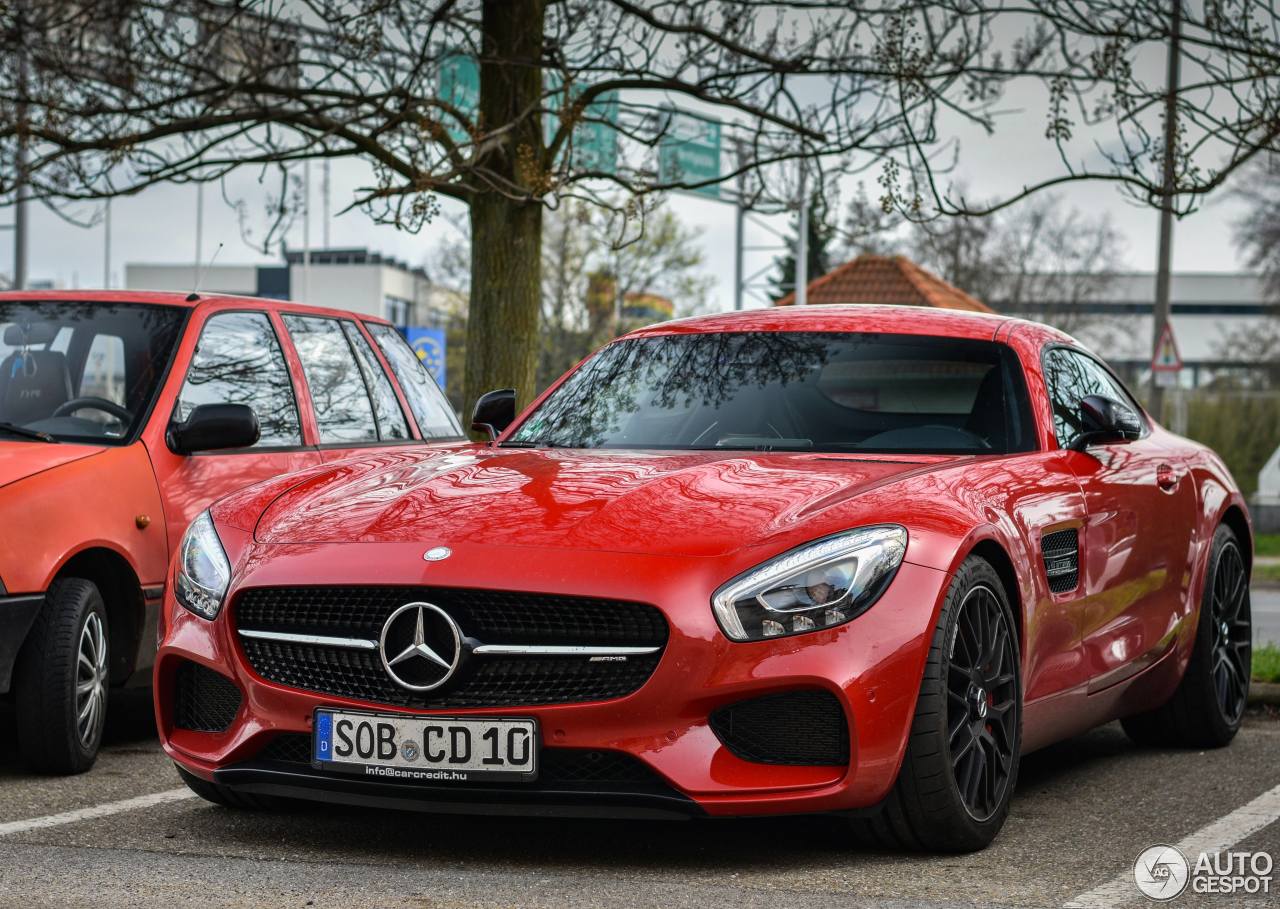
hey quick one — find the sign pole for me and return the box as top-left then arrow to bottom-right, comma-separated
1149,0 -> 1183,420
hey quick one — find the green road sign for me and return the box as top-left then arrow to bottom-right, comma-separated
658,109 -> 721,197
544,74 -> 619,175
438,52 -> 479,140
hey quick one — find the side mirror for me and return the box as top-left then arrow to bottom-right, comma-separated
1071,394 -> 1143,451
471,388 -> 517,440
168,404 -> 261,454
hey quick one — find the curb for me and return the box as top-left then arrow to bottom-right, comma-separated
1248,681 -> 1280,707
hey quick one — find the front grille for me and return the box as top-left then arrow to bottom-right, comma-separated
173,661 -> 242,733
255,734 -> 668,790
710,690 -> 850,766
234,586 -> 667,709
1041,528 -> 1080,593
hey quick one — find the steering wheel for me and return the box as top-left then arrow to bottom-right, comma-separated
52,396 -> 134,424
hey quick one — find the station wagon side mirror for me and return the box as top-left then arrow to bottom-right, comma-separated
471,388 -> 517,441
1071,394 -> 1143,451
168,404 -> 261,454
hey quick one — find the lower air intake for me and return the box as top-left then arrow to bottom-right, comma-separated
710,690 -> 850,766
173,661 -> 242,733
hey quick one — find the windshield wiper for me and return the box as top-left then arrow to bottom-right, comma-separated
0,422 -> 58,443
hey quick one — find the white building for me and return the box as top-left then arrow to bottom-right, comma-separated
999,271 -> 1275,388
125,247 -> 460,326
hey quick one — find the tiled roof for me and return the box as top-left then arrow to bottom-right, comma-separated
774,254 -> 994,312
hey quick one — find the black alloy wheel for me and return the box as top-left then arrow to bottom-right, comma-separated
1209,540 -> 1251,727
946,584 -> 1019,822
851,555 -> 1022,852
1121,523 -> 1251,749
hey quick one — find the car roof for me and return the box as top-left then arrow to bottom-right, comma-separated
0,289 -> 394,325
624,304 -> 1074,347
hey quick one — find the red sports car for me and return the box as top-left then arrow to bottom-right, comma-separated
156,305 -> 1253,851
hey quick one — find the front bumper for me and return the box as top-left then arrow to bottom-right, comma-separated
156,538 -> 950,818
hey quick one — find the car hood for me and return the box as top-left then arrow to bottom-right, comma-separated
254,447 -> 958,557
0,441 -> 105,491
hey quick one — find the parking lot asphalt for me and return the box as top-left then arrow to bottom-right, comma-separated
1,686 -> 1277,909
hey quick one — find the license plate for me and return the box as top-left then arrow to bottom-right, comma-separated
312,709 -> 538,783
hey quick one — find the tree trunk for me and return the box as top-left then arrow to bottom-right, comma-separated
463,0 -> 546,423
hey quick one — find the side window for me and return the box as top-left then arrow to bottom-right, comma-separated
178,311 -> 302,447
341,321 -> 410,441
281,315 -> 378,444
365,323 -> 464,439
1044,348 -> 1143,449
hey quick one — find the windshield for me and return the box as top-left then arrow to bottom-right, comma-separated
509,331 -> 1035,455
0,301 -> 186,445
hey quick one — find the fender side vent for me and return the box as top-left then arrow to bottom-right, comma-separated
1041,528 -> 1080,593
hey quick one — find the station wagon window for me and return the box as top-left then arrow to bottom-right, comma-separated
81,333 -> 128,412
1043,347 -> 1145,449
177,311 -> 302,447
341,321 -> 410,441
365,322 -> 464,439
0,300 -> 185,445
281,314 -> 379,444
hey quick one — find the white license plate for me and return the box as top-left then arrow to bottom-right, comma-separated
312,709 -> 538,782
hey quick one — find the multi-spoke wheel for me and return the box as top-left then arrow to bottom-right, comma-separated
76,611 -> 109,750
1122,523 -> 1251,749
946,585 -> 1018,822
851,555 -> 1021,852
1209,541 -> 1251,726
14,577 -> 111,774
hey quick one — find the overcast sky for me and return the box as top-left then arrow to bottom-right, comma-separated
3,30 -> 1257,313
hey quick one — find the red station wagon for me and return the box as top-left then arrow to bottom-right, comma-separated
0,290 -> 463,773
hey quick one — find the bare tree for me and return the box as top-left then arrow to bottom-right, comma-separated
3,1 -> 1279,415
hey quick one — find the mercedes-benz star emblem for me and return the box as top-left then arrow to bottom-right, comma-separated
378,602 -> 462,692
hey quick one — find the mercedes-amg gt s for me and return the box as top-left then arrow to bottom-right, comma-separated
155,305 -> 1252,851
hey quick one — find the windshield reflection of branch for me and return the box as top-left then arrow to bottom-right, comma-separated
525,334 -> 834,448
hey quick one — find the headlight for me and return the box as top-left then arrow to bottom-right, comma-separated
174,511 -> 231,620
712,525 -> 907,642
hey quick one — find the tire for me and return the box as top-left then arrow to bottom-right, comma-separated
13,578 -> 110,775
175,765 -> 295,811
1121,524 -> 1250,749
851,555 -> 1022,852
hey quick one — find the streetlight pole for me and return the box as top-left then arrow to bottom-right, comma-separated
1149,0 -> 1183,420
795,165 -> 809,306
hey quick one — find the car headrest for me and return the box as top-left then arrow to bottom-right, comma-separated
0,350 -> 73,426
965,367 -> 1008,449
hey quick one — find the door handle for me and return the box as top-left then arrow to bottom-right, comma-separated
1156,463 -> 1179,491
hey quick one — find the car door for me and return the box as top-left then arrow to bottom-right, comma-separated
1042,346 -> 1197,692
148,309 -> 322,555
278,314 -> 418,463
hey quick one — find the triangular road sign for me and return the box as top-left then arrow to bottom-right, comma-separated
1151,322 -> 1182,372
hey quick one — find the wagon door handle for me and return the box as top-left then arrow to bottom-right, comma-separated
1156,463 -> 1179,491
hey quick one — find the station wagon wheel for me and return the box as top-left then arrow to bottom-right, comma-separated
13,578 -> 110,774
947,584 -> 1018,822
1209,541 -> 1250,727
76,611 -> 109,748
